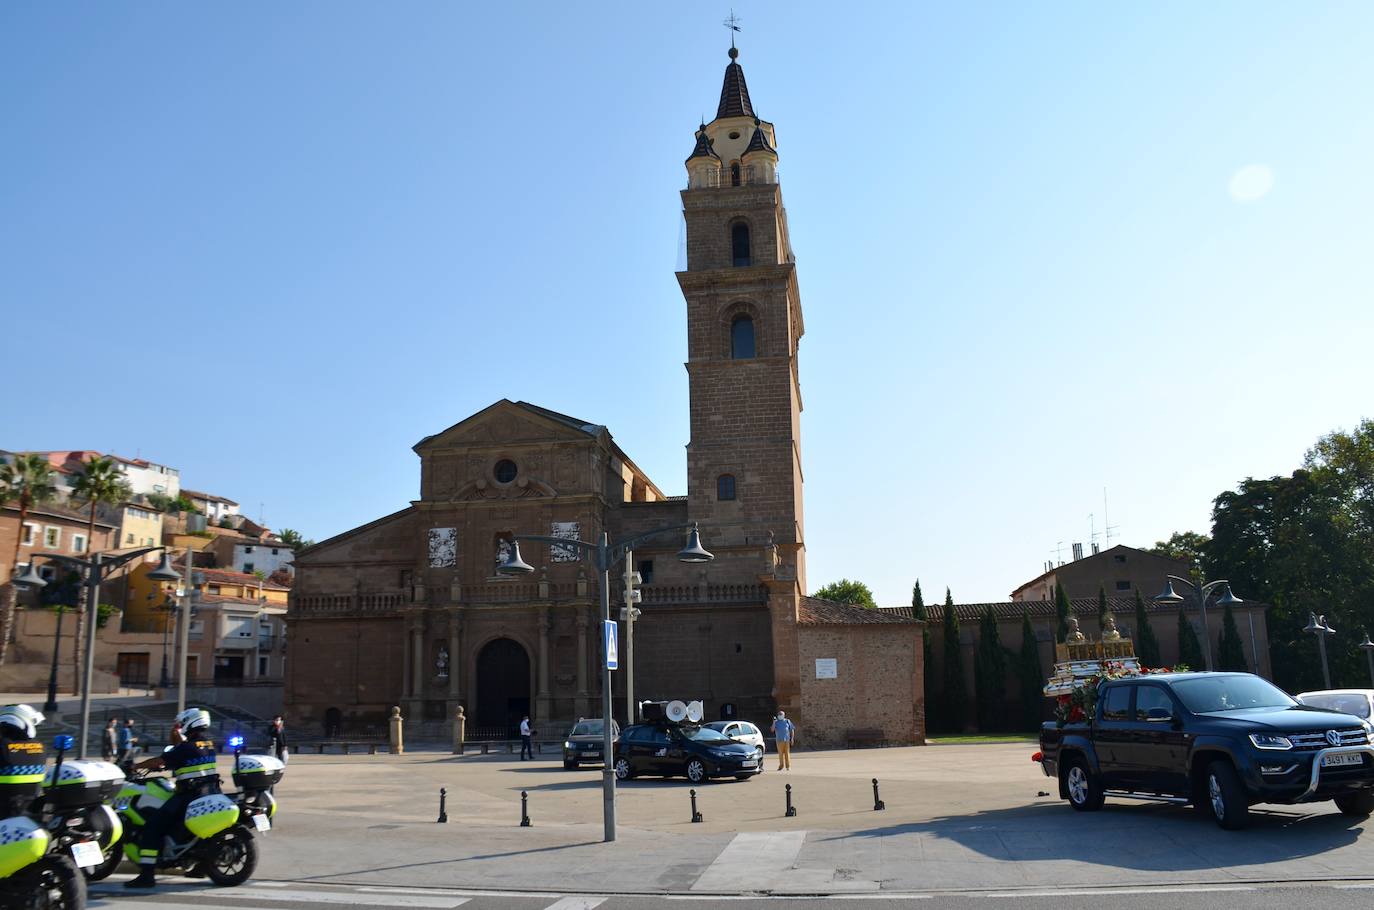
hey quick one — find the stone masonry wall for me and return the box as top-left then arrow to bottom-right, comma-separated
797,624 -> 923,748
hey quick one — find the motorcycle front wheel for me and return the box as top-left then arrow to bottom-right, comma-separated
204,826 -> 258,887
18,855 -> 87,910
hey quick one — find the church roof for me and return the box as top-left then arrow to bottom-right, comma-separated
514,401 -> 605,436
716,49 -> 755,120
743,123 -> 775,155
878,595 -> 1265,623
799,596 -> 920,625
685,127 -> 720,165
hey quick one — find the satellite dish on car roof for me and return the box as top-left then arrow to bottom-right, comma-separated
666,700 -> 689,723
686,701 -> 704,723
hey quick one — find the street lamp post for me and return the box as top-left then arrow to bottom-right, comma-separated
158,596 -> 175,689
498,523 -> 713,843
1303,613 -> 1336,689
1360,634 -> 1374,689
1153,575 -> 1243,672
43,603 -> 68,714
13,548 -> 181,757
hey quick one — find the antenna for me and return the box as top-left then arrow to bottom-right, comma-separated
1103,488 -> 1120,548
723,9 -> 742,48
1051,541 -> 1066,566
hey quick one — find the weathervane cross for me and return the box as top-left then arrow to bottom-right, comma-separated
723,9 -> 742,47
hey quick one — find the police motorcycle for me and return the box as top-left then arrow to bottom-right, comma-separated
86,733 -> 283,886
39,734 -> 124,884
0,711 -> 86,909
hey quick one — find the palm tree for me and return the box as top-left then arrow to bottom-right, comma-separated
276,528 -> 305,549
68,457 -> 131,692
0,455 -> 58,667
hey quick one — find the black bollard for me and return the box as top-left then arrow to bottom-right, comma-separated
520,789 -> 532,827
784,783 -> 797,818
690,788 -> 703,823
871,778 -> 885,811
437,787 -> 449,823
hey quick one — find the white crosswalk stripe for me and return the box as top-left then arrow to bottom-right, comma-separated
543,898 -> 607,910
89,881 -> 610,909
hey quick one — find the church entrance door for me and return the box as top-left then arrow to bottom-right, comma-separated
475,638 -> 531,739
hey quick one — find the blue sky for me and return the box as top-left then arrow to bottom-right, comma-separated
4,3 -> 1371,605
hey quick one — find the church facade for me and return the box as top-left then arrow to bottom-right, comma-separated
285,47 -> 924,747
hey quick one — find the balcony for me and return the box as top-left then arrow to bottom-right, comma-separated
687,164 -> 778,190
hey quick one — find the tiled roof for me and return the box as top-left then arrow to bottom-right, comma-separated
2,500 -> 119,529
176,563 -> 290,591
799,596 -> 921,626
196,593 -> 266,607
716,51 -> 755,119
880,595 -> 1264,624
743,123 -> 775,155
685,127 -> 721,164
182,488 -> 239,506
1009,545 -> 1191,596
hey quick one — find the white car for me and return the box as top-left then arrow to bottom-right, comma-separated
1296,689 -> 1374,720
703,720 -> 766,766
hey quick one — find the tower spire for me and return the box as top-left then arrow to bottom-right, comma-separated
716,45 -> 754,120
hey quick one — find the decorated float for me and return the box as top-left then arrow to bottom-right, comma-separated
1043,614 -> 1184,725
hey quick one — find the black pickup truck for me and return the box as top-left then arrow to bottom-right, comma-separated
1039,672 -> 1374,828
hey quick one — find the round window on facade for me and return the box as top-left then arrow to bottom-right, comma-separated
494,459 -> 518,484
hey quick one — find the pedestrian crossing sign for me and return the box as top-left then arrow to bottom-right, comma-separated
604,619 -> 619,670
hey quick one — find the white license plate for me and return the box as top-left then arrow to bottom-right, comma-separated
251,813 -> 271,832
584,751 -> 601,758
1322,752 -> 1364,768
71,841 -> 103,868
741,761 -> 757,768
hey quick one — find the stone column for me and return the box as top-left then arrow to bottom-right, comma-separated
389,705 -> 404,754
576,609 -> 590,718
410,624 -> 424,699
401,618 -> 414,698
536,606 -> 552,720
447,610 -> 462,699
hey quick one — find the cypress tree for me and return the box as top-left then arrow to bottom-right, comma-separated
1017,610 -> 1044,731
1217,600 -> 1248,672
1054,583 -> 1071,642
1097,586 -> 1108,632
1133,589 -> 1162,667
974,604 -> 1006,732
941,588 -> 967,732
913,580 -> 936,733
1177,608 -> 1204,669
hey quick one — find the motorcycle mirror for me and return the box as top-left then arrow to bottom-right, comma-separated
52,734 -> 74,752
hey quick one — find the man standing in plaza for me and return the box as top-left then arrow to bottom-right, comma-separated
771,711 -> 796,771
268,715 -> 289,763
101,718 -> 119,762
117,718 -> 139,767
519,715 -> 533,761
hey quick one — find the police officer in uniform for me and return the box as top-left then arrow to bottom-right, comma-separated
125,707 -> 221,889
0,705 -> 46,819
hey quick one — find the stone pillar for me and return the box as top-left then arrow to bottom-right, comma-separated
401,618 -> 414,698
452,705 -> 465,755
536,606 -> 552,720
410,624 -> 424,698
389,705 -> 404,754
447,610 -> 462,699
576,609 -> 590,717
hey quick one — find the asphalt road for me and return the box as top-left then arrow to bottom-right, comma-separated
87,878 -> 1374,910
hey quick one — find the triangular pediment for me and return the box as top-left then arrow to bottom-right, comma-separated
413,400 -> 605,452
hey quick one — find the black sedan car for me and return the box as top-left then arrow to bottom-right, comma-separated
613,721 -> 760,783
563,718 -> 619,769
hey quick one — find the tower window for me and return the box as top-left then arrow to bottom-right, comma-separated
717,474 -> 737,501
730,161 -> 741,186
730,315 -> 756,359
731,222 -> 751,267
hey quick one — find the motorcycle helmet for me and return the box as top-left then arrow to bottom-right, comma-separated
175,707 -> 211,733
0,704 -> 45,738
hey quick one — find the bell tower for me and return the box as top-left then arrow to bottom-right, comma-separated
679,44 -> 806,595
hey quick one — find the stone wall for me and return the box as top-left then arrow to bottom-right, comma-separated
797,623 -> 923,748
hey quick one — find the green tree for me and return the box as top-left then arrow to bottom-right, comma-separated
1177,609 -> 1204,668
0,455 -> 58,667
1132,589 -> 1162,667
276,528 -> 314,549
912,580 -> 935,733
1217,600 -> 1248,672
940,588 -> 967,732
1096,585 -> 1108,632
69,456 -> 132,693
1017,610 -> 1044,731
974,604 -> 1006,732
812,578 -> 877,610
1054,583 -> 1071,642
1148,531 -> 1210,578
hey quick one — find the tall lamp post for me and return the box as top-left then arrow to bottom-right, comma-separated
1360,633 -> 1374,689
1153,575 -> 1243,672
43,602 -> 70,714
157,595 -> 176,689
13,548 -> 181,757
1303,612 -> 1336,689
498,522 -> 714,843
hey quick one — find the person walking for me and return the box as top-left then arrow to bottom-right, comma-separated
268,715 -> 289,763
519,715 -> 533,761
117,718 -> 139,766
101,718 -> 119,762
771,710 -> 796,771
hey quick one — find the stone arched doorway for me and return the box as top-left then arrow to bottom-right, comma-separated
475,638 -> 531,738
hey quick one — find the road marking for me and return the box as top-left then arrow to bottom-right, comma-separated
692,830 -> 809,892
213,887 -> 470,907
355,886 -> 490,897
543,898 -> 608,910
981,886 -> 1257,898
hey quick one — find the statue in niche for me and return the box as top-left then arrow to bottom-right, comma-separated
436,646 -> 449,679
495,538 -> 512,570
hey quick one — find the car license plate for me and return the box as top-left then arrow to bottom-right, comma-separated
251,813 -> 272,832
70,841 -> 103,868
1322,752 -> 1363,768
742,760 -> 757,768
585,751 -> 601,758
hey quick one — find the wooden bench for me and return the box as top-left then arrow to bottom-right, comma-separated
298,741 -> 384,755
845,728 -> 885,749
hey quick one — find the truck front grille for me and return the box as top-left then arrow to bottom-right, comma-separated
1287,729 -> 1368,750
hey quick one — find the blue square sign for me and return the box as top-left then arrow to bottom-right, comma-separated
603,619 -> 619,670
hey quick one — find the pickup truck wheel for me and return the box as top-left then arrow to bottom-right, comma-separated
1334,790 -> 1374,817
1204,760 -> 1250,830
1064,759 -> 1104,811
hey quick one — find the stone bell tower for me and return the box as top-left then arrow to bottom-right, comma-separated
678,45 -> 807,711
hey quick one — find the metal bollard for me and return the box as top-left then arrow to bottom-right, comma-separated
690,788 -> 703,823
872,778 -> 885,811
520,790 -> 532,827
784,783 -> 797,817
437,787 -> 449,823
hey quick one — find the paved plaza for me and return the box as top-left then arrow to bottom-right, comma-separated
176,743 -> 1374,897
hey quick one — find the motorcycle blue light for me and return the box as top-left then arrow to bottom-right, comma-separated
53,734 -> 74,751
228,735 -> 245,748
